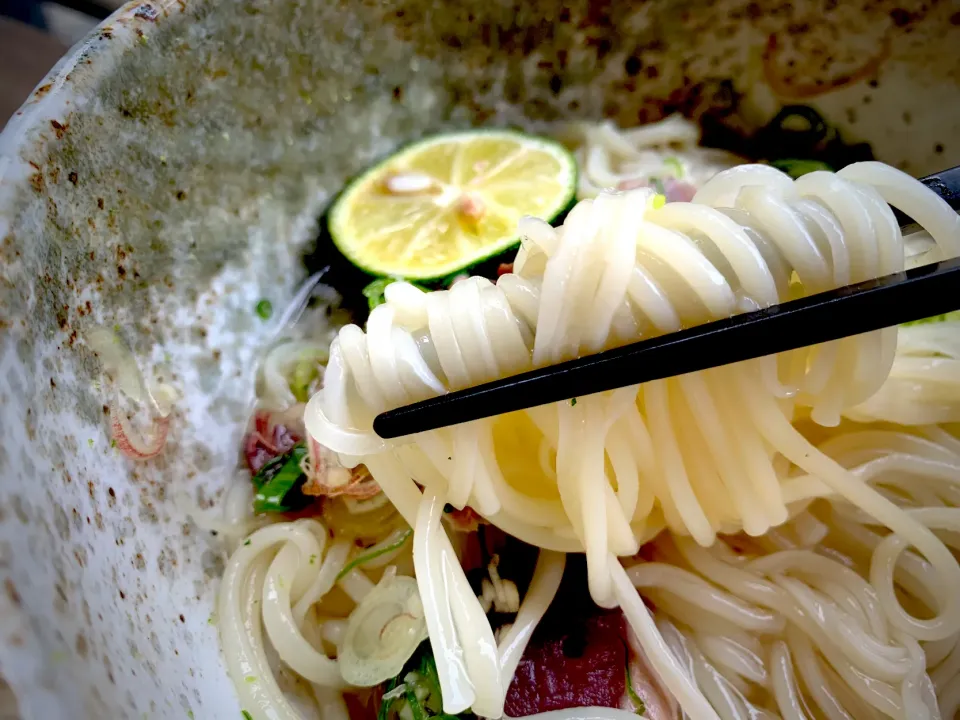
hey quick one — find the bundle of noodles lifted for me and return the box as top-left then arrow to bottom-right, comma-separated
224,153 -> 960,720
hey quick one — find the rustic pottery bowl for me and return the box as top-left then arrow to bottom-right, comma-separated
1,1 -> 959,718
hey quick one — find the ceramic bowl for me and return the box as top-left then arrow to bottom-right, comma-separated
1,1 -> 959,718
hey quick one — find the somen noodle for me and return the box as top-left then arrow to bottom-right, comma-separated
217,118 -> 960,720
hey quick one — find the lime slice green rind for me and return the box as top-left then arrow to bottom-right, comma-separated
327,129 -> 578,281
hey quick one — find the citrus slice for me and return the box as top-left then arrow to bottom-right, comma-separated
328,130 -> 577,280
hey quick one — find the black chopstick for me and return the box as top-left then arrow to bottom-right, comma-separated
374,257 -> 960,438
373,166 -> 960,440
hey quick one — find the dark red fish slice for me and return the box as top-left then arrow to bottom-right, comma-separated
504,610 -> 627,716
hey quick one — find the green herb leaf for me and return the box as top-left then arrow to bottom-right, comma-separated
625,664 -> 646,715
255,299 -> 273,320
244,539 -> 251,546
251,451 -> 289,491
770,158 -> 832,179
363,277 -> 431,311
337,529 -> 412,580
902,310 -> 960,327
405,689 -> 428,720
252,444 -> 309,514
570,398 -> 577,406
242,712 -> 254,720
378,675 -> 402,720
419,652 -> 443,714
378,643 -> 475,720
363,277 -> 398,311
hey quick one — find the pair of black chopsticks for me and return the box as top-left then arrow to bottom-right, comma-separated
374,165 -> 960,439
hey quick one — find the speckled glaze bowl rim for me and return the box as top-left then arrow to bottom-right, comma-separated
2,3 -> 959,718
0,0 -> 185,239
0,0 -> 189,703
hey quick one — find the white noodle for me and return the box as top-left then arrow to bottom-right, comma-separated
218,120 -> 960,720
497,550 -> 565,688
219,520 -> 349,719
304,155 -> 960,719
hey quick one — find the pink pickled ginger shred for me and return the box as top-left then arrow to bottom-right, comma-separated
86,327 -> 176,462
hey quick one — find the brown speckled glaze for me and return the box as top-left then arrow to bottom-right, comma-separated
0,1 -> 958,718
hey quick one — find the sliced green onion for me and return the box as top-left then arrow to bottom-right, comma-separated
242,712 -> 254,720
770,158 -> 832,179
651,177 -> 666,195
663,156 -> 684,178
255,299 -> 273,320
337,529 -> 413,580
282,345 -> 329,403
290,356 -> 321,403
338,575 -> 428,686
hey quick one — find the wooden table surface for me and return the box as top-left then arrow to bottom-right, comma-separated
0,16 -> 68,127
